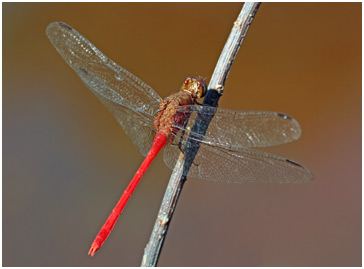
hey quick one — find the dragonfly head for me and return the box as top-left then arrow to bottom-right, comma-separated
182,76 -> 207,99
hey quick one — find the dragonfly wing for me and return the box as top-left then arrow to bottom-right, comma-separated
174,105 -> 302,149
106,100 -> 156,157
46,22 -> 162,155
164,141 -> 313,183
76,68 -> 156,156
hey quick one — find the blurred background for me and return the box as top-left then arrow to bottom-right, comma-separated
3,2 -> 361,267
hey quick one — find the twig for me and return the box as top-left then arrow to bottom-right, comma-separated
141,3 -> 261,267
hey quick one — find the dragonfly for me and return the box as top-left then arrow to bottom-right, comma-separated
46,21 -> 314,257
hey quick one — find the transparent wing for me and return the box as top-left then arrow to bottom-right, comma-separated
103,98 -> 156,157
164,139 -> 313,183
46,22 -> 161,155
76,68 -> 156,156
173,105 -> 302,149
164,106 -> 312,183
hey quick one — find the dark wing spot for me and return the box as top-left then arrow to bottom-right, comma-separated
286,159 -> 303,168
58,22 -> 73,30
277,112 -> 292,120
78,67 -> 88,74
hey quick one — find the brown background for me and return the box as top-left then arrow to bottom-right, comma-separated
3,2 -> 361,267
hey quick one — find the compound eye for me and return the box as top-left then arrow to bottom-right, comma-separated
184,77 -> 190,85
197,81 -> 207,98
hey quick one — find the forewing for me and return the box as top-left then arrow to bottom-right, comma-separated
173,105 -> 302,149
46,22 -> 162,155
164,141 -> 313,183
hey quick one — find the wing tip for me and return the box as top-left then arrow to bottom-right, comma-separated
47,21 -> 71,30
276,112 -> 302,141
46,21 -> 73,41
285,159 -> 314,182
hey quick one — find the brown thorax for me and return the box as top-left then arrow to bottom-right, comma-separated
153,76 -> 207,138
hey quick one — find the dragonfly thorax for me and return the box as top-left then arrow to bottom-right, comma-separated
153,76 -> 206,138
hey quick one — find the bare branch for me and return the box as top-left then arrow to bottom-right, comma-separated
141,3 -> 261,267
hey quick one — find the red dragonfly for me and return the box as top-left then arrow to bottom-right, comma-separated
46,22 -> 313,257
